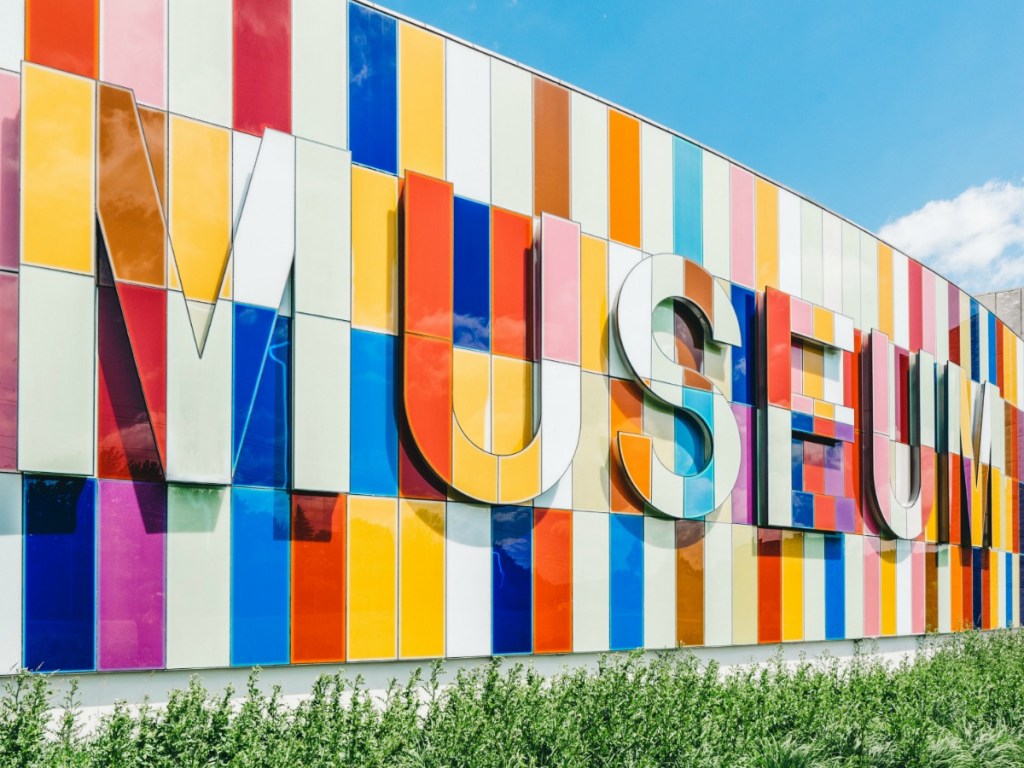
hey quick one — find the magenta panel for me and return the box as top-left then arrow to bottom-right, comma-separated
98,480 -> 166,670
101,0 -> 166,107
729,166 -> 754,288
234,0 -> 292,135
540,214 -> 580,364
0,272 -> 15,470
731,403 -> 755,524
0,72 -> 19,272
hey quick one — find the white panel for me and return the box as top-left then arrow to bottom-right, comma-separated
166,295 -> 232,484
643,516 -> 676,649
860,232 -> 879,334
233,131 -> 296,308
895,539 -> 912,636
573,509 -> 610,652
292,0 -> 347,147
295,141 -> 351,319
445,502 -> 491,658
702,151 -> 730,280
800,201 -> 822,305
292,314 -> 350,493
998,553 -> 1007,628
767,406 -> 792,527
841,221 -> 861,328
777,189 -> 801,296
0,474 -> 20,671
803,533 -> 825,642
703,521 -> 733,646
490,59 -> 531,216
18,267 -> 95,475
540,362 -> 581,489
0,0 -> 23,72
168,0 -> 232,127
166,485 -> 231,669
534,465 -> 573,509
937,546 -> 951,633
934,275 -> 949,364
1014,553 -> 1020,628
892,251 -> 909,349
821,211 -> 842,313
231,132 -> 260,231
844,534 -> 864,638
570,92 -> 608,239
614,255 -> 652,381
640,123 -> 673,255
445,41 -> 490,203
607,243 -> 642,379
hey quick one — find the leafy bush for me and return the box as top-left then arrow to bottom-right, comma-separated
5,631 -> 1024,766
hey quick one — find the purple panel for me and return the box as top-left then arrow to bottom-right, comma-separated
731,403 -> 755,524
0,272 -> 15,470
824,442 -> 845,496
0,72 -> 18,272
98,480 -> 166,670
835,496 -> 856,533
835,422 -> 854,443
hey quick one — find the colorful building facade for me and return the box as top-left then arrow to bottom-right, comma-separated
0,0 -> 1019,674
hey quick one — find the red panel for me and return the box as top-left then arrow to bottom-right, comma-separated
908,259 -> 922,352
291,494 -> 345,663
765,288 -> 791,408
398,424 -> 446,501
404,173 -> 454,340
948,455 -> 962,546
948,282 -> 960,366
803,442 -> 824,494
895,349 -> 910,444
233,0 -> 291,135
610,378 -> 644,514
533,508 -> 572,653
814,494 -> 835,531
757,529 -> 782,643
0,273 -> 16,470
404,334 -> 452,479
97,286 -> 163,482
491,208 -> 534,361
116,283 -> 167,464
26,0 -> 98,78
675,520 -> 704,646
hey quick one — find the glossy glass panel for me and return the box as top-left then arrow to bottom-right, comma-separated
291,493 -> 346,663
492,505 -> 532,654
348,3 -> 397,174
234,0 -> 291,135
533,508 -> 572,654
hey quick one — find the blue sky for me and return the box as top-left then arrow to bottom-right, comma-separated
377,0 -> 1024,293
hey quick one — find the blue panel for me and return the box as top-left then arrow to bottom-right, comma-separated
969,299 -> 979,383
1006,552 -> 1013,629
824,535 -> 845,639
24,476 -> 96,672
988,312 -> 997,384
453,196 -> 491,351
791,438 -> 803,491
674,411 -> 705,476
350,330 -> 399,495
972,547 -> 982,629
672,138 -> 702,263
792,412 -> 814,435
348,2 -> 397,174
609,514 -> 644,650
231,487 -> 290,665
793,491 -> 814,528
233,304 -> 277,465
234,309 -> 291,488
730,285 -> 757,406
491,506 -> 532,655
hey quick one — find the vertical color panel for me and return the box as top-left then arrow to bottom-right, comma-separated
824,534 -> 846,639
673,138 -> 702,263
732,523 -> 758,644
533,78 -> 570,219
347,495 -> 397,660
491,208 -> 533,360
492,506 -> 533,654
608,111 -> 641,247
291,0 -> 347,147
24,476 -> 95,672
291,494 -> 346,663
350,330 -> 398,495
702,152 -> 730,279
644,516 -> 676,648
26,0 -> 97,77
101,0 -> 165,107
399,24 -> 444,177
454,197 -> 491,351
351,167 -> 398,333
0,475 -> 20,670
675,519 -> 705,645
446,502 -> 491,657
782,531 -> 804,641
641,124 -> 673,254
348,3 -> 396,174
168,0 -> 232,126
399,500 -> 445,658
575,373 -> 610,511
534,508 -> 572,653
730,166 -> 754,288
755,179 -> 778,291
446,42 -> 490,203
573,509 -> 609,651
231,487 -> 290,665
98,481 -> 165,670
0,72 -> 19,273
0,0 -> 24,71
490,60 -> 532,215
801,201 -> 823,305
844,534 -> 864,638
570,93 -> 608,238
610,513 -> 644,649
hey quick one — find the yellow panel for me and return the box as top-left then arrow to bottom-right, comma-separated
580,235 -> 608,373
731,524 -> 758,645
925,487 -> 938,543
573,372 -> 610,512
352,167 -> 398,333
168,252 -> 181,290
454,348 -> 491,451
399,500 -> 445,658
781,532 -> 803,642
754,179 -> 778,292
169,115 -> 231,302
498,439 -> 541,503
880,539 -> 896,636
971,466 -> 986,548
452,421 -> 498,502
812,306 -> 834,345
21,65 -> 95,274
877,243 -> 893,338
399,24 -> 444,178
802,344 -> 824,400
347,496 -> 397,661
492,355 -> 533,454
812,401 -> 834,420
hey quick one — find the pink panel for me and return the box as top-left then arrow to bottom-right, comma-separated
871,435 -> 890,520
540,214 -> 580,364
0,272 -> 15,470
101,0 -> 166,107
792,393 -> 813,413
911,540 -> 925,635
731,403 -> 755,524
870,330 -> 889,434
863,536 -> 881,636
99,480 -> 166,670
790,345 -> 803,395
921,269 -> 935,355
791,299 -> 812,337
729,166 -> 754,288
0,72 -> 19,272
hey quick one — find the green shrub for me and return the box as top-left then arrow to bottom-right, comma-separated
4,631 -> 1024,766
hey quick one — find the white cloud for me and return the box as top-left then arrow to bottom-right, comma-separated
878,180 -> 1024,296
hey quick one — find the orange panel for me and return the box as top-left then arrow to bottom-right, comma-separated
491,208 -> 534,360
608,110 -> 641,248
610,378 -> 644,514
534,508 -> 572,653
618,433 -> 652,500
292,494 -> 346,663
532,78 -> 570,219
675,520 -> 704,646
26,0 -> 98,78
877,243 -> 894,338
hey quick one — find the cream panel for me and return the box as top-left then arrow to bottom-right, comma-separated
573,510 -> 610,652
892,251 -> 909,349
702,151 -> 730,280
643,516 -> 676,649
821,211 -> 842,313
800,201 -> 822,305
860,232 -> 879,333
573,373 -> 610,512
490,59 -> 532,215
841,221 -> 862,328
777,189 -> 801,296
844,534 -> 864,638
18,267 -> 95,475
640,123 -> 673,255
570,92 -> 608,239
803,533 -> 825,642
292,0 -> 348,147
704,521 -> 733,646
446,41 -> 490,203
168,0 -> 232,127
0,474 -> 20,671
